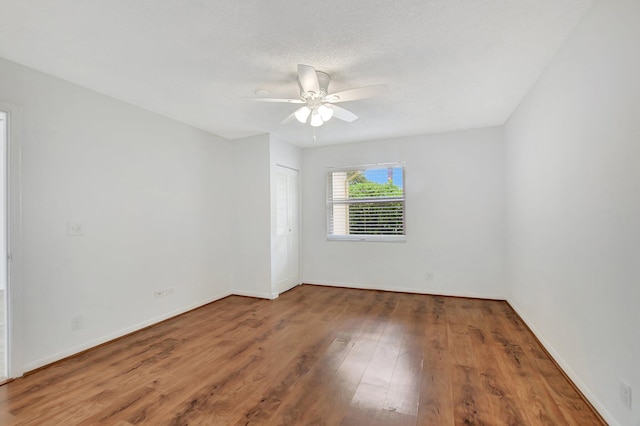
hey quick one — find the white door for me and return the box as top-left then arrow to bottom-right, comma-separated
274,166 -> 299,295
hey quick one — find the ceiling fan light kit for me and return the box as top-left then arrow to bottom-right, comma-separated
310,111 -> 324,127
250,64 -> 388,127
318,104 -> 334,121
294,106 -> 311,123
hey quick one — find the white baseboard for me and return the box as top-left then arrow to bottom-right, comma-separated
303,280 -> 505,300
24,290 -> 232,373
507,298 -> 617,426
232,290 -> 277,300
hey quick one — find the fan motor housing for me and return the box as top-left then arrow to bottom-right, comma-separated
299,71 -> 330,98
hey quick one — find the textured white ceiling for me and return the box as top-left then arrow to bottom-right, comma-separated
0,1 -> 592,147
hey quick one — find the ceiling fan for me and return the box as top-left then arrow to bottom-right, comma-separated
250,64 -> 388,127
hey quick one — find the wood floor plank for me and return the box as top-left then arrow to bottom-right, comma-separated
267,334 -> 356,425
446,300 -> 496,425
136,293 -> 320,425
340,321 -> 404,425
416,297 -> 454,425
265,290 -> 382,425
0,285 -> 605,425
486,302 -> 576,425
294,291 -> 396,425
372,332 -> 422,426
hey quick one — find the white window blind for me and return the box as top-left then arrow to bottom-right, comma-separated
327,164 -> 405,242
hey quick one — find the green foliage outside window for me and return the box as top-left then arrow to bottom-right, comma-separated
347,172 -> 404,235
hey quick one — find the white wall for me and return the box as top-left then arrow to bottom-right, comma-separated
232,133 -> 302,300
505,1 -> 640,424
302,127 -> 507,299
231,134 -> 272,299
0,56 -> 234,371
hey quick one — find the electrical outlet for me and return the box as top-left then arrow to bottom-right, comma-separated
620,380 -> 632,410
66,222 -> 84,236
71,315 -> 83,330
154,289 -> 174,298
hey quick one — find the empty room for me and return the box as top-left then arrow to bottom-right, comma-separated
0,0 -> 638,425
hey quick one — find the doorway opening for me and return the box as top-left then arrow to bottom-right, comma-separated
0,110 -> 7,380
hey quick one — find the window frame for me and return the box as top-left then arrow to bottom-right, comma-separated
326,162 -> 406,242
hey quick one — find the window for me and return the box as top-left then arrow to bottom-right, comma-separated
327,163 -> 405,242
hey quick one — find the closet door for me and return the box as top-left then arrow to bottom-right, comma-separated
274,166 -> 299,295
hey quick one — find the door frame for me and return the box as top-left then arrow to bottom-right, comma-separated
0,101 -> 24,379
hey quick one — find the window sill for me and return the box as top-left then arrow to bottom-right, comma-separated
327,235 -> 406,243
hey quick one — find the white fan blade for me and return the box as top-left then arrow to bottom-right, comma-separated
298,64 -> 320,95
282,111 -> 297,124
244,97 -> 305,103
332,105 -> 358,122
325,84 -> 389,103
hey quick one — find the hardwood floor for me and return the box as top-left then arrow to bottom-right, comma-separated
0,285 -> 603,425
